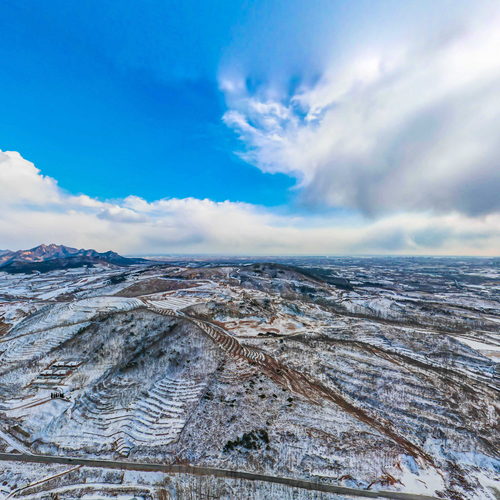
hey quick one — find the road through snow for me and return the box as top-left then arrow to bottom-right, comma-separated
0,452 -> 440,500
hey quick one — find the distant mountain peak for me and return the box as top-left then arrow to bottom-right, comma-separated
0,243 -> 151,273
27,243 -> 77,255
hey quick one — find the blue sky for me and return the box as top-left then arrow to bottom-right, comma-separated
0,0 -> 499,255
0,0 -> 438,204
0,0 -> 300,204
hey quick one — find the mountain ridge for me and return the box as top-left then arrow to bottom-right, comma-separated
0,244 -> 151,273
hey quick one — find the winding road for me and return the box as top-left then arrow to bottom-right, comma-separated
0,452 -> 440,500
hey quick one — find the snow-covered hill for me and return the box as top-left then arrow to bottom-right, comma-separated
0,257 -> 498,499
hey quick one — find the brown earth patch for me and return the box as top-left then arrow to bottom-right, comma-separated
0,318 -> 9,336
115,278 -> 198,297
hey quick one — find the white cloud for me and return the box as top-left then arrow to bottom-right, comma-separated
222,5 -> 500,217
0,151 -> 60,205
0,150 -> 499,255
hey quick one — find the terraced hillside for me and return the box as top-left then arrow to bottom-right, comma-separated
0,257 -> 498,499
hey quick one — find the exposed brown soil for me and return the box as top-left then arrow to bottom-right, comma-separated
115,278 -> 198,297
0,319 -> 9,336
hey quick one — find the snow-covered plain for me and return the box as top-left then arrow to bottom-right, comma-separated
0,258 -> 498,499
